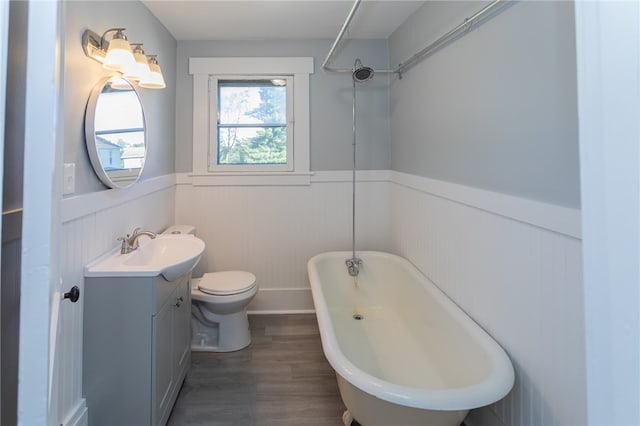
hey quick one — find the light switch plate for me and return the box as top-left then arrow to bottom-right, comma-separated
63,163 -> 75,195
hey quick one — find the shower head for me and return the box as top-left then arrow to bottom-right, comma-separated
352,58 -> 374,83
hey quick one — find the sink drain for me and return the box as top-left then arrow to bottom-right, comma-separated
352,313 -> 364,320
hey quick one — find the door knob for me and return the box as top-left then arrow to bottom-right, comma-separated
63,286 -> 80,303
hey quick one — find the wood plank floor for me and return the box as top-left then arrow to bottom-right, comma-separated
167,314 -> 346,426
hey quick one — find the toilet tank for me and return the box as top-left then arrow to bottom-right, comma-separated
162,224 -> 196,235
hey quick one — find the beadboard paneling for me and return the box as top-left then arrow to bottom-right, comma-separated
55,170 -> 585,426
390,179 -> 586,426
56,184 -> 175,426
175,172 -> 392,312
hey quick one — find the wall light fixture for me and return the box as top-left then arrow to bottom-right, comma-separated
123,43 -> 150,81
139,55 -> 166,89
82,28 -> 165,90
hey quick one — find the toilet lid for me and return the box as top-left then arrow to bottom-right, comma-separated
198,271 -> 256,295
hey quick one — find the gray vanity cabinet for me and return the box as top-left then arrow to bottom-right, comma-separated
83,273 -> 191,426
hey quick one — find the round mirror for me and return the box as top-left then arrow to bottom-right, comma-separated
85,76 -> 147,188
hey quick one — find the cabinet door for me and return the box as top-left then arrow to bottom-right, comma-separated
153,296 -> 174,425
174,276 -> 191,378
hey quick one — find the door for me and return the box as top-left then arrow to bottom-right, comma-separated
17,1 -> 63,425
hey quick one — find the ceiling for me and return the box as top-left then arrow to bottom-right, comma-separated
142,1 -> 426,41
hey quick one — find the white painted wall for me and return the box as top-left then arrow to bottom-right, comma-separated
575,1 -> 640,424
57,178 -> 175,425
175,166 -> 587,424
387,1 -> 588,424
390,173 -> 585,425
18,1 -> 63,424
175,171 -> 392,312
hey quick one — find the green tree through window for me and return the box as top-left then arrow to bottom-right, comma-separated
217,80 -> 287,165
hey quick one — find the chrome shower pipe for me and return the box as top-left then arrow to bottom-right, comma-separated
351,77 -> 356,262
346,77 -> 362,278
321,0 -> 397,75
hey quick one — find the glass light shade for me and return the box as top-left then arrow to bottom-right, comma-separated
139,58 -> 166,89
103,37 -> 135,71
123,50 -> 151,81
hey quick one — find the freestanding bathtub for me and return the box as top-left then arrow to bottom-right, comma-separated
307,251 -> 514,426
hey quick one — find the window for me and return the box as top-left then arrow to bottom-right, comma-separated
190,57 -> 313,184
212,77 -> 293,171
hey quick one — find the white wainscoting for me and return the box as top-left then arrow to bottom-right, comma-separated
390,172 -> 585,426
56,176 -> 176,426
56,170 -> 585,426
175,170 -> 392,313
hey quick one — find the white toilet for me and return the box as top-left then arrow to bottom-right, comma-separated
162,225 -> 258,352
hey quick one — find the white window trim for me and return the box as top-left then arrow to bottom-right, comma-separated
190,57 -> 313,185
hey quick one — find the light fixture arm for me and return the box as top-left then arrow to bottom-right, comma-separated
99,28 -> 127,50
82,28 -> 129,58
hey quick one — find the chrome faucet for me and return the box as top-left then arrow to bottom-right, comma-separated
345,257 -> 362,277
117,228 -> 157,254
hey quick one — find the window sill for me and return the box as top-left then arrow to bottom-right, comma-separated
177,172 -> 312,187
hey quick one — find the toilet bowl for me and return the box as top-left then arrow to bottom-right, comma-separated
191,271 -> 257,352
162,225 -> 258,352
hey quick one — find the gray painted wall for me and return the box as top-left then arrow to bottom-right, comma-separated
389,1 -> 580,208
175,39 -> 390,172
2,3 -> 27,423
3,1 -> 26,213
64,1 -> 177,195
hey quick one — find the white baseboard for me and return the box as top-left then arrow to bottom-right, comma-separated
247,288 -> 314,314
60,399 -> 88,426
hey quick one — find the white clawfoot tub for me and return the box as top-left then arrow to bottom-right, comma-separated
307,251 -> 514,426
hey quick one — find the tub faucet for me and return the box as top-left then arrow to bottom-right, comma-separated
118,228 -> 157,254
345,257 -> 362,277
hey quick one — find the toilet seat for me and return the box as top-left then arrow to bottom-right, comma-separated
198,271 -> 256,296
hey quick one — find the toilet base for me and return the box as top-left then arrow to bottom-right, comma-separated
191,308 -> 252,352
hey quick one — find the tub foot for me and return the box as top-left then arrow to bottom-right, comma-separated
342,410 -> 354,426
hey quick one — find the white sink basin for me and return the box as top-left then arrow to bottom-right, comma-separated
85,234 -> 206,281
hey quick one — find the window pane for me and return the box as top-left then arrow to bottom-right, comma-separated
218,126 -> 286,165
218,80 -> 286,125
217,79 -> 288,166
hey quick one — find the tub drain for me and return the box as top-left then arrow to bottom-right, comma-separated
352,313 -> 364,320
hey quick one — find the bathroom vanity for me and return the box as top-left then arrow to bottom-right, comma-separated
83,273 -> 191,426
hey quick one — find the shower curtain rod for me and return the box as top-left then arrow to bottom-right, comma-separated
395,0 -> 507,77
321,0 -> 509,78
321,0 -> 396,74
